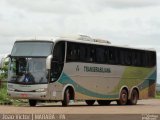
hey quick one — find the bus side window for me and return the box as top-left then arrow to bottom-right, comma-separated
142,51 -> 147,67
148,51 -> 156,67
105,47 -> 109,64
79,44 -> 92,62
114,48 -> 119,65
152,52 -> 156,67
67,42 -> 79,62
132,50 -> 136,66
86,45 -> 92,62
108,47 -> 113,64
79,44 -> 86,62
66,42 -> 74,62
136,52 -> 141,66
96,46 -> 105,63
120,49 -> 125,65
89,45 -> 96,63
124,49 -> 132,66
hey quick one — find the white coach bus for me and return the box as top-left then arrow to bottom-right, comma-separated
7,35 -> 157,106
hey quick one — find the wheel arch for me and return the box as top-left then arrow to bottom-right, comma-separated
62,84 -> 75,100
119,86 -> 129,99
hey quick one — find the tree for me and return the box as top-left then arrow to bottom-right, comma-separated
0,57 -> 9,80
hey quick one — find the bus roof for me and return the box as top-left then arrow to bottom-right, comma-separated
16,37 -> 55,42
15,35 -> 156,52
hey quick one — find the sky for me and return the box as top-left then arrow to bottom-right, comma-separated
0,0 -> 160,83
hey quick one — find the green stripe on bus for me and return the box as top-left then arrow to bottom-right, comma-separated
111,67 -> 156,93
138,70 -> 156,90
58,73 -> 118,99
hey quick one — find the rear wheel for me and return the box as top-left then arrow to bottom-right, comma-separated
62,89 -> 70,106
117,89 -> 128,105
29,99 -> 37,107
127,89 -> 138,105
97,100 -> 111,106
85,100 -> 95,106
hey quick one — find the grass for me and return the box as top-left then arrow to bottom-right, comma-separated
156,92 -> 160,99
0,81 -> 28,106
0,82 -> 12,105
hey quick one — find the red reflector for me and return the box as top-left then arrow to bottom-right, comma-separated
20,94 -> 28,97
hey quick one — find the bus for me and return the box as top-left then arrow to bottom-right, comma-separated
7,35 -> 157,106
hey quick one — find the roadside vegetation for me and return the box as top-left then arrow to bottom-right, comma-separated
0,61 -> 12,105
0,59 -> 27,106
156,91 -> 160,99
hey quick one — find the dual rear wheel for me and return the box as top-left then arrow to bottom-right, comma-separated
127,89 -> 139,105
117,89 -> 138,105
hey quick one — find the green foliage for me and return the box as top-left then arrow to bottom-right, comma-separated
0,83 -> 12,105
156,92 -> 160,99
0,60 -> 9,79
0,58 -> 11,104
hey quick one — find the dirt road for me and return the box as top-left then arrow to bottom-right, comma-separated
0,99 -> 160,114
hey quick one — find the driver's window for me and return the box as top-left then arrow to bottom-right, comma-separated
50,41 -> 65,82
16,58 -> 27,75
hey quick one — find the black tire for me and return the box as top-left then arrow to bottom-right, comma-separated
97,100 -> 111,106
62,89 -> 70,106
29,99 -> 37,107
85,100 -> 95,106
117,89 -> 128,105
127,89 -> 138,105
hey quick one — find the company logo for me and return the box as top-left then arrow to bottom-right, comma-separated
84,66 -> 111,73
75,65 -> 111,73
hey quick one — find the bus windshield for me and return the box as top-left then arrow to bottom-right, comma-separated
11,41 -> 53,57
8,58 -> 48,84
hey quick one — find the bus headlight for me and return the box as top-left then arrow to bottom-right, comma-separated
35,88 -> 46,92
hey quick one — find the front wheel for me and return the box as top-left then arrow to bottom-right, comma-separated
85,100 -> 95,106
117,89 -> 128,105
29,99 -> 37,107
62,89 -> 70,106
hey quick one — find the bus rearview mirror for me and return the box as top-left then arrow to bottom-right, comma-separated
46,55 -> 53,69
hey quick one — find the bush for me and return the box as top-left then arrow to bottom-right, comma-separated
0,82 -> 12,105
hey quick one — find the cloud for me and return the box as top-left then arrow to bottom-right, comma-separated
1,0 -> 160,44
0,0 -> 160,83
5,0 -> 87,14
5,0 -> 160,15
98,0 -> 160,8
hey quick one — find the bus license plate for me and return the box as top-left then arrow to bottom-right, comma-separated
20,94 -> 28,97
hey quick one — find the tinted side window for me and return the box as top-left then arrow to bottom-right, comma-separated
95,46 -> 105,63
148,51 -> 156,67
53,41 -> 65,62
108,47 -> 116,64
66,42 -> 79,62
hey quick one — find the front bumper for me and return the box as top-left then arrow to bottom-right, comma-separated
7,90 -> 49,100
